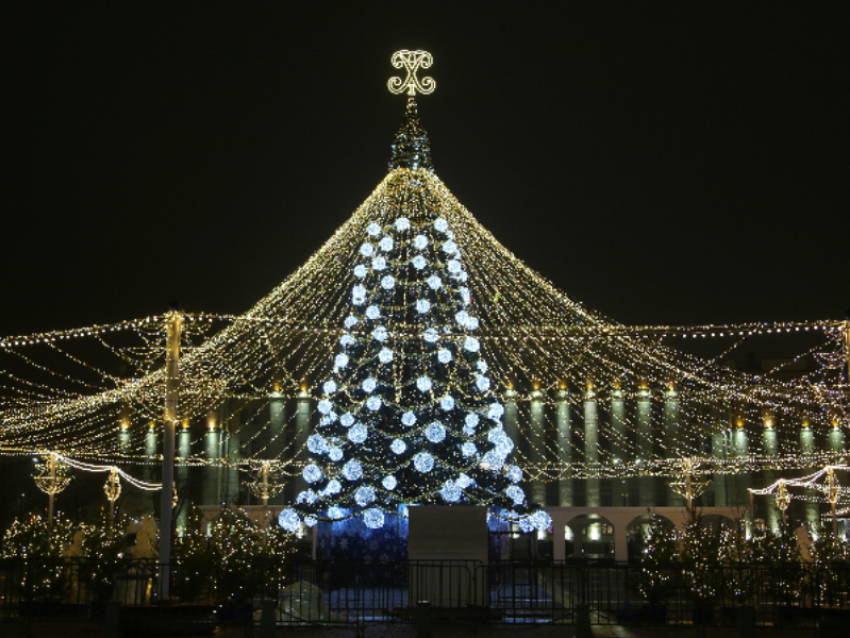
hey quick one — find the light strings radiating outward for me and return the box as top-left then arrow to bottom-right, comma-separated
0,79 -> 847,509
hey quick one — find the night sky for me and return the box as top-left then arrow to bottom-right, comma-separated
3,4 -> 847,343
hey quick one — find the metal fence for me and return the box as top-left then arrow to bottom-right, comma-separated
1,558 -> 849,631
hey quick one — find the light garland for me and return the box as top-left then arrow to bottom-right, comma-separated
0,54 -> 845,510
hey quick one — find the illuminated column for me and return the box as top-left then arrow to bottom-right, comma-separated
144,424 -> 158,502
733,417 -> 751,511
268,388 -> 287,505
203,409 -> 222,506
610,386 -> 626,507
293,388 -> 312,500
800,419 -> 819,529
175,422 -> 191,533
610,386 -> 626,462
225,405 -> 242,505
636,382 -> 653,507
529,387 -> 546,506
711,427 -> 729,506
118,402 -> 131,453
556,388 -> 573,506
664,384 -> 682,507
763,413 -> 780,533
503,388 -> 523,500
584,383 -> 599,507
828,421 -> 845,452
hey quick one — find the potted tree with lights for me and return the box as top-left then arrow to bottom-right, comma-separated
717,517 -> 755,626
1,514 -> 75,616
679,513 -> 721,625
636,515 -> 679,623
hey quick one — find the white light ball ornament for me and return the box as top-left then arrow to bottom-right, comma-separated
372,326 -> 388,342
416,299 -> 431,314
303,464 -> 323,483
318,400 -> 333,415
506,485 -> 526,505
441,480 -> 462,503
457,473 -> 473,489
487,402 -> 505,420
529,510 -> 552,532
461,441 -> 477,457
380,275 -> 395,290
402,411 -> 417,427
414,452 -> 434,473
390,438 -> 406,454
323,479 -> 342,496
363,508 -> 385,530
395,217 -> 411,232
297,489 -> 318,504
437,349 -> 452,364
412,255 -> 427,270
378,347 -> 393,364
425,422 -> 446,443
340,413 -> 355,427
348,423 -> 368,444
354,485 -> 376,507
307,434 -> 327,454
440,395 -> 455,411
366,396 -> 382,411
372,256 -> 386,271
278,508 -> 301,533
505,465 -> 523,483
360,243 -> 374,257
427,275 -> 442,290
354,265 -> 367,279
413,235 -> 428,250
367,222 -> 381,236
434,218 -> 449,233
382,475 -> 397,490
417,376 -> 433,392
423,328 -> 439,343
379,236 -> 394,252
361,377 -> 377,393
464,337 -> 480,353
342,459 -> 363,481
323,380 -> 337,394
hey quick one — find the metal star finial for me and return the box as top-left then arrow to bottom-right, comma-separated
388,50 -> 435,96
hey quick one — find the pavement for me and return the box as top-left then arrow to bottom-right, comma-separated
0,620 -> 827,638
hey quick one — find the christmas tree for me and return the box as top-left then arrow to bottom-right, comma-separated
77,509 -> 134,602
678,513 -> 721,606
1,514 -> 75,600
637,515 -> 679,606
278,97 -> 549,534
751,521 -> 802,604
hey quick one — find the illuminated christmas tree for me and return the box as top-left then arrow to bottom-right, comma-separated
638,515 -> 679,605
278,89 -> 549,534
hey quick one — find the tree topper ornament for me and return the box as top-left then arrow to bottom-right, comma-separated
388,50 -> 435,96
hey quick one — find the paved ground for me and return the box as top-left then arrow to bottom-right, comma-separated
0,620 -> 826,638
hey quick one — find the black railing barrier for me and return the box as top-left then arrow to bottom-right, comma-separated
1,558 -> 849,630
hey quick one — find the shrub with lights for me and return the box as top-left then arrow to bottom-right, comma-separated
1,514 -> 75,601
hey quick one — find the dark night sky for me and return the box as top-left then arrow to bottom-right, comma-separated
2,3 -> 847,341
